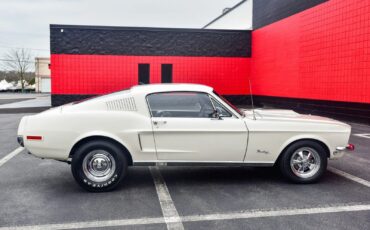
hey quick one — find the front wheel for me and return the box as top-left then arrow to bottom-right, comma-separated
279,140 -> 327,183
71,140 -> 128,192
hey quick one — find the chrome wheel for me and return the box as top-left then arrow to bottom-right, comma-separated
290,147 -> 321,178
82,150 -> 116,183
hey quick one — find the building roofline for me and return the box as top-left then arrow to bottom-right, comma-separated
202,0 -> 247,29
50,24 -> 247,33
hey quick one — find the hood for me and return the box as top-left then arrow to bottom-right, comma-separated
242,109 -> 348,126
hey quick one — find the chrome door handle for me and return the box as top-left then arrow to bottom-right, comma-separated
153,121 -> 167,125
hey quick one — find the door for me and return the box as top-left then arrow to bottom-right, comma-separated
161,64 -> 172,83
138,64 -> 150,84
41,78 -> 51,93
147,92 -> 248,162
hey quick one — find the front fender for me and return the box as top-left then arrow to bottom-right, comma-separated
277,134 -> 331,159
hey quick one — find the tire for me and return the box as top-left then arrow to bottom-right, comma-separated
71,140 -> 128,192
279,140 -> 327,183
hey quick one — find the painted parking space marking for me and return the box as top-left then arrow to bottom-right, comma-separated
149,166 -> 184,230
353,133 -> 370,139
1,203 -> 370,230
0,217 -> 165,230
181,203 -> 370,223
328,166 -> 370,188
0,147 -> 23,167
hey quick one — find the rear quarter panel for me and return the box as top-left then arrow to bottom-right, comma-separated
22,110 -> 155,161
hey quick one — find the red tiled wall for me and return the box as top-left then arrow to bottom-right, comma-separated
251,0 -> 370,103
51,54 -> 251,95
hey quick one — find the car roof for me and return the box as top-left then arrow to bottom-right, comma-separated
130,83 -> 214,94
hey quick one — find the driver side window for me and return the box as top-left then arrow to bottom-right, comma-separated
147,92 -> 215,118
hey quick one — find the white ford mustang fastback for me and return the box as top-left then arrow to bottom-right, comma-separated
17,84 -> 354,192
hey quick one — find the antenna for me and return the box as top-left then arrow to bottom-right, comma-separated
248,79 -> 256,120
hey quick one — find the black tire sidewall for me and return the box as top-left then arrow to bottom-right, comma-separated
280,141 -> 327,183
71,141 -> 127,192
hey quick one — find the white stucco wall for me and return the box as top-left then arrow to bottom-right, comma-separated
35,57 -> 51,93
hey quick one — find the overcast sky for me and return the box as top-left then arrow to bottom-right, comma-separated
0,0 -> 240,59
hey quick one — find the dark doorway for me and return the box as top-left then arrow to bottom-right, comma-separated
161,64 -> 173,83
138,64 -> 150,84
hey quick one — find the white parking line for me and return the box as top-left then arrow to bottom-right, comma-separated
353,133 -> 370,139
0,147 -> 24,167
149,166 -> 184,230
182,203 -> 370,222
0,217 -> 165,230
328,166 -> 370,188
1,203 -> 370,230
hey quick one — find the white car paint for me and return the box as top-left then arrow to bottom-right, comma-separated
17,84 -> 351,165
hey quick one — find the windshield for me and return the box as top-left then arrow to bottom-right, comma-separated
213,90 -> 243,116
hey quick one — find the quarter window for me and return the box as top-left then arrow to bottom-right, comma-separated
147,92 -> 215,118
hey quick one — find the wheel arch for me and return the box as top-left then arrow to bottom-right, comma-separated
69,135 -> 133,166
275,138 -> 330,166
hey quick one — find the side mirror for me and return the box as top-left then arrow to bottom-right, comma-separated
215,107 -> 223,115
211,109 -> 223,120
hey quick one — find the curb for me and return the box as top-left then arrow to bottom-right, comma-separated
0,107 -> 51,114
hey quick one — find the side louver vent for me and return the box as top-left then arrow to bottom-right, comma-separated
106,97 -> 137,111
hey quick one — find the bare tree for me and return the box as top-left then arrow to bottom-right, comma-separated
2,48 -> 33,92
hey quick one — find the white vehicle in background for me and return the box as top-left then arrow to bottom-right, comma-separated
17,84 -> 354,192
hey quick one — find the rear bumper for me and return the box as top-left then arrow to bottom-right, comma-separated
17,136 -> 24,147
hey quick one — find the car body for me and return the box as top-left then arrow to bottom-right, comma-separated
17,84 -> 353,191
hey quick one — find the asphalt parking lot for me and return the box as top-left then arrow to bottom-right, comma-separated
0,113 -> 370,230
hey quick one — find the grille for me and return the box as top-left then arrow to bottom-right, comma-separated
106,97 -> 137,111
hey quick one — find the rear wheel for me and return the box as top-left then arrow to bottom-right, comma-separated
71,140 -> 128,192
279,140 -> 327,183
